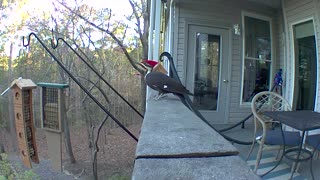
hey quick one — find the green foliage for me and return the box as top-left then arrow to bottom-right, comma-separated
0,153 -> 38,180
107,174 -> 130,180
14,169 -> 38,180
0,154 -> 12,179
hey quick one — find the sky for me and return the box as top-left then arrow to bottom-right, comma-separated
24,0 -> 133,24
24,0 -> 132,13
84,0 -> 132,13
2,0 -> 134,56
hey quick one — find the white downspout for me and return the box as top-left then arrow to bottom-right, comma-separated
146,0 -> 162,101
168,0 -> 175,53
163,0 -> 176,73
281,0 -> 290,103
153,0 -> 162,61
148,0 -> 156,60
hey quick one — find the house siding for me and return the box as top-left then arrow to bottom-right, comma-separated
173,0 -> 281,123
282,0 -> 320,111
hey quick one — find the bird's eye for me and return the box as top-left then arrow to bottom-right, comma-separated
164,85 -> 168,88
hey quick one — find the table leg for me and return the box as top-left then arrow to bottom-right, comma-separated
310,141 -> 320,180
261,124 -> 286,177
289,130 -> 306,179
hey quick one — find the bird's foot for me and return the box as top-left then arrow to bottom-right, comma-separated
153,93 -> 167,100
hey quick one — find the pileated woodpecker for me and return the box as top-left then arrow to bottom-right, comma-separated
140,61 -> 192,100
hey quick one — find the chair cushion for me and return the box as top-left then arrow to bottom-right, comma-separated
264,129 -> 300,146
306,134 -> 320,150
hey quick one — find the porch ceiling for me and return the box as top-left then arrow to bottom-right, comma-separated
173,0 -> 282,9
247,0 -> 281,9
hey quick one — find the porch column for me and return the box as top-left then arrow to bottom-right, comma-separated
147,0 -> 162,61
147,0 -> 163,100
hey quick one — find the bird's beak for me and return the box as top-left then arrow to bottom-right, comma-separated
140,60 -> 154,68
139,61 -> 153,71
137,62 -> 148,71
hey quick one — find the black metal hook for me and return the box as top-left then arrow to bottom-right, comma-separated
22,32 -> 37,47
21,32 -> 139,142
50,29 -> 59,49
159,52 -> 180,83
159,52 -> 171,63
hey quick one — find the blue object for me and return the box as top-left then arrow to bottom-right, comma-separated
274,69 -> 283,86
306,134 -> 320,150
265,129 -> 300,146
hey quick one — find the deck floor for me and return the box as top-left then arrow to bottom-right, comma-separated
215,123 -> 320,180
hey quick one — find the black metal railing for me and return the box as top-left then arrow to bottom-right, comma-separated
23,32 -> 138,142
50,32 -> 144,119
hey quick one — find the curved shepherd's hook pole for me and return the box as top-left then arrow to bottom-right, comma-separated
50,31 -> 144,119
159,52 -> 253,145
23,33 -> 138,142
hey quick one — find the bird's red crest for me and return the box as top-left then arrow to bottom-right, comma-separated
142,60 -> 158,67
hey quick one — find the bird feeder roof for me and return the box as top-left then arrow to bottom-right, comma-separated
10,79 -> 37,90
37,82 -> 69,89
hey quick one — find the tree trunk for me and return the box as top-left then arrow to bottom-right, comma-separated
91,126 -> 97,180
140,75 -> 146,114
85,106 -> 93,149
0,131 -> 4,157
62,96 -> 76,163
0,143 -> 4,160
57,48 -> 76,163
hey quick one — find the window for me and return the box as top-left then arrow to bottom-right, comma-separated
292,20 -> 317,110
193,33 -> 220,110
242,14 -> 272,103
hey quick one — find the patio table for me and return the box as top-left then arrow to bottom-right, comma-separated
264,110 -> 320,180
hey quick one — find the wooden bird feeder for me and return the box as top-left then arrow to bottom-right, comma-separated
37,82 -> 68,172
11,78 -> 39,168
38,82 -> 69,133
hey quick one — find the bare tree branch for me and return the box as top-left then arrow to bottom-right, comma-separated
56,0 -> 146,74
77,76 -> 110,104
91,114 -> 109,180
128,0 -> 146,52
79,27 -> 107,75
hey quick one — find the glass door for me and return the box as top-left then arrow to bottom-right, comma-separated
187,25 -> 229,123
193,33 -> 220,110
293,20 -> 317,110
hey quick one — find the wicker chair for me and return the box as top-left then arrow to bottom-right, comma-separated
246,91 -> 301,173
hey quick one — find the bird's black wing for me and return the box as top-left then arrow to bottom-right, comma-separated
146,72 -> 192,95
160,77 -> 192,95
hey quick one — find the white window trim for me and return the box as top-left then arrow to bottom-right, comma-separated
289,17 -> 319,112
240,11 -> 273,106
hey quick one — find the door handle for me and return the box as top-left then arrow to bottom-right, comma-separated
223,79 -> 229,83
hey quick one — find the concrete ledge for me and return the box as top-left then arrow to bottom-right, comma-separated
133,95 -> 260,179
133,156 -> 260,180
136,96 -> 238,158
